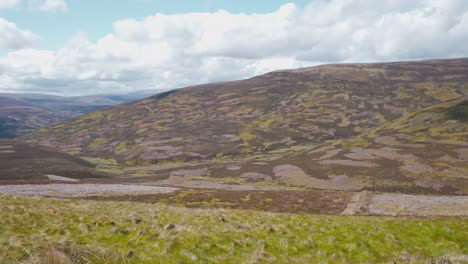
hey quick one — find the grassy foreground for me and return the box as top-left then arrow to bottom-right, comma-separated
0,195 -> 467,263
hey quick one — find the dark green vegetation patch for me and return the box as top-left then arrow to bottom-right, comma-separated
446,100 -> 468,122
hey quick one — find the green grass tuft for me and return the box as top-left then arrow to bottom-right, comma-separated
0,195 -> 466,263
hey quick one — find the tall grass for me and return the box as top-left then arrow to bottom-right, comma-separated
0,195 -> 466,263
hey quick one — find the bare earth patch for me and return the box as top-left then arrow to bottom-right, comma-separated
0,144 -> 15,153
226,165 -> 241,170
343,192 -> 468,217
341,192 -> 372,215
438,154 -> 464,163
45,175 -> 80,182
149,177 -> 261,191
414,179 -> 445,190
345,149 -> 377,160
400,161 -> 435,173
0,184 -> 178,197
455,148 -> 468,160
369,194 -> 468,217
273,164 -> 367,190
374,136 -> 399,146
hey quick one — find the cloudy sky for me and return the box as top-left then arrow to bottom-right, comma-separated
0,0 -> 467,96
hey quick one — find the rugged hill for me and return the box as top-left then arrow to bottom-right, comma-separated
0,93 -> 154,138
24,58 -> 468,194
0,140 -> 109,180
109,98 -> 466,195
229,98 -> 468,195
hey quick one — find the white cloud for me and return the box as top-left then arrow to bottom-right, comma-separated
33,0 -> 67,12
0,18 -> 39,50
1,0 -> 468,95
0,0 -> 20,9
0,0 -> 67,11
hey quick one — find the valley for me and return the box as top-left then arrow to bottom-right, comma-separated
1,58 -> 467,263
19,58 -> 468,196
0,92 -> 158,138
2,0 -> 468,261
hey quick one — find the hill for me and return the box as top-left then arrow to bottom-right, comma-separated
0,139 -> 109,181
230,98 -> 468,195
0,92 -> 157,138
24,58 -> 468,194
0,96 -> 65,138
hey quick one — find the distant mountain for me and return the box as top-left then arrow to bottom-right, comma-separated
126,89 -> 167,99
0,96 -> 64,138
24,58 -> 468,194
0,90 -> 165,138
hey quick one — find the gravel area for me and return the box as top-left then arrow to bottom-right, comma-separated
369,193 -> 468,217
343,192 -> 468,217
0,184 -> 179,197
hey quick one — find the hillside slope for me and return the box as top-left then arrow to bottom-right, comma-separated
110,99 -> 466,195
26,59 -> 468,160
0,140 -> 109,181
24,58 -> 468,194
240,98 -> 468,194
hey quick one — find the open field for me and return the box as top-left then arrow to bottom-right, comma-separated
0,195 -> 467,264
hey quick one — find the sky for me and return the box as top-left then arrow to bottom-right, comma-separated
0,0 -> 467,96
